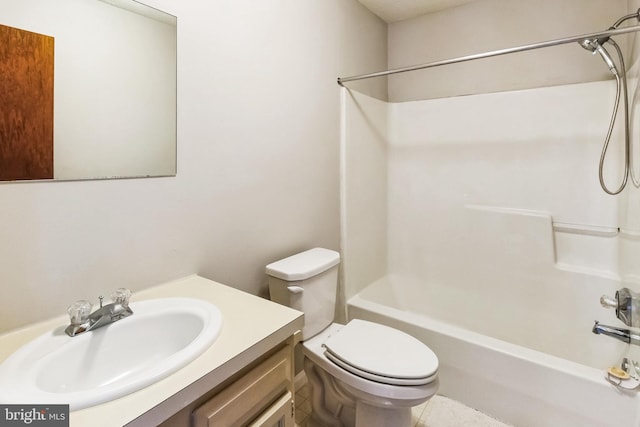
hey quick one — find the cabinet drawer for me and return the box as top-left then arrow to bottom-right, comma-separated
247,391 -> 293,427
192,346 -> 291,427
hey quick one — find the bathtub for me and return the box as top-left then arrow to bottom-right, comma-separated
346,276 -> 640,427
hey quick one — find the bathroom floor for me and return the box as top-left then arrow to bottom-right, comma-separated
294,378 -> 512,427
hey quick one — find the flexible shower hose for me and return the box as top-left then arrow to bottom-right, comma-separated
599,39 -> 638,195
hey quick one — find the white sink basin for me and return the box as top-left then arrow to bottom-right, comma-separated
0,297 -> 223,410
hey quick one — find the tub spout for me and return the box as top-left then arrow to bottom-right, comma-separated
592,321 -> 640,346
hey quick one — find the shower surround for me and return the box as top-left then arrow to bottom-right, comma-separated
340,83 -> 640,426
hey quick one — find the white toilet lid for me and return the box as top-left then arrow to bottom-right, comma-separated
322,319 -> 438,386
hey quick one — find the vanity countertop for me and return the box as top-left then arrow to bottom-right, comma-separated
0,275 -> 304,427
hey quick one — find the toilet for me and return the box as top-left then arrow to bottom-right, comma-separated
266,248 -> 439,427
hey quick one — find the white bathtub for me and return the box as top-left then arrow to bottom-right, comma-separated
347,276 -> 640,427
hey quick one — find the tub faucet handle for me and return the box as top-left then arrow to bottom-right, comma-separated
600,288 -> 640,327
601,294 -> 617,309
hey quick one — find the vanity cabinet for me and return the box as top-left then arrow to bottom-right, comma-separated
0,275 -> 306,427
158,336 -> 297,427
192,345 -> 294,427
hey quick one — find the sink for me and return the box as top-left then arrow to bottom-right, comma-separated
0,297 -> 223,410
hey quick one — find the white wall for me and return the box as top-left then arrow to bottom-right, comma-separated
388,0 -> 628,101
0,0 -> 387,333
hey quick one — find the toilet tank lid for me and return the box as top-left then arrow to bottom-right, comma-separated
265,248 -> 340,281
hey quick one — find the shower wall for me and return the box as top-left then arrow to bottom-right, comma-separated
343,79 -> 624,293
386,82 -> 620,282
339,90 -> 388,307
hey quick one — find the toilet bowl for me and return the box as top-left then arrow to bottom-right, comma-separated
266,248 -> 439,427
302,322 -> 439,427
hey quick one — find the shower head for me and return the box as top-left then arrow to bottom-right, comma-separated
579,37 -> 606,52
580,38 -> 619,76
579,10 -> 640,77
579,35 -> 610,52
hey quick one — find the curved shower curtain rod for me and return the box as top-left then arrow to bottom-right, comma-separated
336,24 -> 640,85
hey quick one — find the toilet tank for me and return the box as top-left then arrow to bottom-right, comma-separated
266,248 -> 340,340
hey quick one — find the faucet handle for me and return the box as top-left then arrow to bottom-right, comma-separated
601,294 -> 618,309
111,288 -> 132,308
67,300 -> 93,325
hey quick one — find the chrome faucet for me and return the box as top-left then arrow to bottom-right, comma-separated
592,321 -> 640,346
65,288 -> 133,337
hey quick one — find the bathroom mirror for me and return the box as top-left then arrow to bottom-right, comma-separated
0,0 -> 176,182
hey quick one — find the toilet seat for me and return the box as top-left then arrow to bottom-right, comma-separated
322,319 -> 438,386
303,323 -> 439,405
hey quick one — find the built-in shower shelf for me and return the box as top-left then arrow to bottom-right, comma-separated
619,229 -> 640,240
552,222 -> 619,237
463,204 -> 619,279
